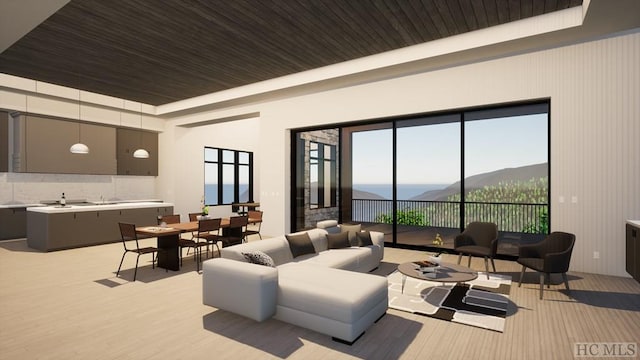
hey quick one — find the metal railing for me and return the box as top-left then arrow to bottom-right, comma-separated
352,199 -> 548,233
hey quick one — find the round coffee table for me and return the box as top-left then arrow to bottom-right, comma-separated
397,261 -> 478,293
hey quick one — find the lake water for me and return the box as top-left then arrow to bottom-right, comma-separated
205,184 -> 249,204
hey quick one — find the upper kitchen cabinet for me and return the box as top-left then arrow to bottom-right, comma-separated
116,128 -> 158,176
19,115 -> 117,174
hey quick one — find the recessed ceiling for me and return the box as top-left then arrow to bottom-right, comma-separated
0,0 -> 582,106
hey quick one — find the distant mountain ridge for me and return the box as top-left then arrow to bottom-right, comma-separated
334,163 -> 548,201
409,163 -> 548,201
352,189 -> 387,200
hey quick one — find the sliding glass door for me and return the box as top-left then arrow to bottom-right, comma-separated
395,115 -> 461,247
342,123 -> 393,241
464,105 -> 549,254
291,101 -> 549,256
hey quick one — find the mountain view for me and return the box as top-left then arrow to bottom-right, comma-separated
353,163 -> 547,201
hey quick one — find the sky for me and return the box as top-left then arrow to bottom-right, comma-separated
352,113 -> 548,184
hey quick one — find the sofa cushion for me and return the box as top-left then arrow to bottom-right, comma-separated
202,258 -> 278,322
220,237 -> 294,266
294,247 -> 379,272
277,264 -> 388,323
327,232 -> 351,249
317,219 -> 338,229
340,224 -> 361,246
356,231 -> 373,247
242,250 -> 276,267
285,232 -> 316,258
317,219 -> 341,234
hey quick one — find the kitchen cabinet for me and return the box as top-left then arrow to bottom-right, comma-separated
117,128 -> 158,176
22,115 -> 117,174
10,114 -> 156,176
0,207 -> 28,239
0,111 -> 8,172
26,203 -> 173,251
626,222 -> 640,283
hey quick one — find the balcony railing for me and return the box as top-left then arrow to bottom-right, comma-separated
352,199 -> 548,233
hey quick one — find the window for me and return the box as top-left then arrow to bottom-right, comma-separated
291,100 -> 550,256
309,141 -> 337,208
204,147 -> 253,205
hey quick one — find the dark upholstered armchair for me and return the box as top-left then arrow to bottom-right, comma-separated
517,231 -> 576,299
454,222 -> 498,278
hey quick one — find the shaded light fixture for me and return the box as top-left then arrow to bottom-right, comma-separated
133,148 -> 149,158
133,103 -> 149,158
70,92 -> 89,154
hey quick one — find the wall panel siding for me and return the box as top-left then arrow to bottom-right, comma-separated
246,30 -> 640,277
159,31 -> 639,276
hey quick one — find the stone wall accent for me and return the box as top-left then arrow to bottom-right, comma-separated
298,129 -> 339,228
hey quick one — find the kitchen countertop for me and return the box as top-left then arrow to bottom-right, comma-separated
28,201 -> 173,213
0,203 -> 45,209
628,220 -> 640,227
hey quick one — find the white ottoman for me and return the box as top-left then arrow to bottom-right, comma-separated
275,264 -> 388,344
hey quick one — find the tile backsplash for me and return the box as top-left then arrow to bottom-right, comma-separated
0,172 -> 156,204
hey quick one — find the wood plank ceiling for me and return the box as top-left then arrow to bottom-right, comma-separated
0,0 -> 583,106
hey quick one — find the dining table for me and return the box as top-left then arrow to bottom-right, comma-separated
135,226 -> 183,271
136,216 -> 261,271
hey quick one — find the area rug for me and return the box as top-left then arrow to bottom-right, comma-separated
387,270 -> 512,332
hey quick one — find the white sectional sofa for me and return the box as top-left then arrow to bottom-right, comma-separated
202,222 -> 388,344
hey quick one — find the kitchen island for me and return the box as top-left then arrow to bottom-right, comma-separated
0,203 -> 43,240
27,202 -> 173,251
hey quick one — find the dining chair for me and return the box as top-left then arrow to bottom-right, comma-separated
197,218 -> 222,258
159,214 -> 180,225
116,222 -> 159,281
180,218 -> 221,271
220,215 -> 248,246
244,210 -> 263,240
184,212 -> 202,255
454,221 -> 498,279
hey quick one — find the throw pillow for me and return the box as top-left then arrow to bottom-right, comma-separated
356,231 -> 373,247
242,251 -> 275,267
340,223 -> 362,246
285,232 -> 316,258
326,232 -> 351,249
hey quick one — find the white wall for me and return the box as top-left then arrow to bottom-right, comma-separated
157,117 -> 261,222
167,30 -> 639,277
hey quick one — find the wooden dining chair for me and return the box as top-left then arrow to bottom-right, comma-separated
244,210 -> 263,240
198,218 -> 222,257
179,218 -> 221,271
184,212 -> 202,255
116,222 -> 159,281
220,216 -> 248,246
159,214 -> 181,225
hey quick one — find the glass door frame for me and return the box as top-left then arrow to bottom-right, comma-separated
290,99 -> 551,254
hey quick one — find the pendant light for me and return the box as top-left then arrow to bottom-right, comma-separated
133,148 -> 149,158
133,103 -> 149,158
70,92 -> 89,154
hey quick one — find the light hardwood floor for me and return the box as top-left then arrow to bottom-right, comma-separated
1,237 -> 639,360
